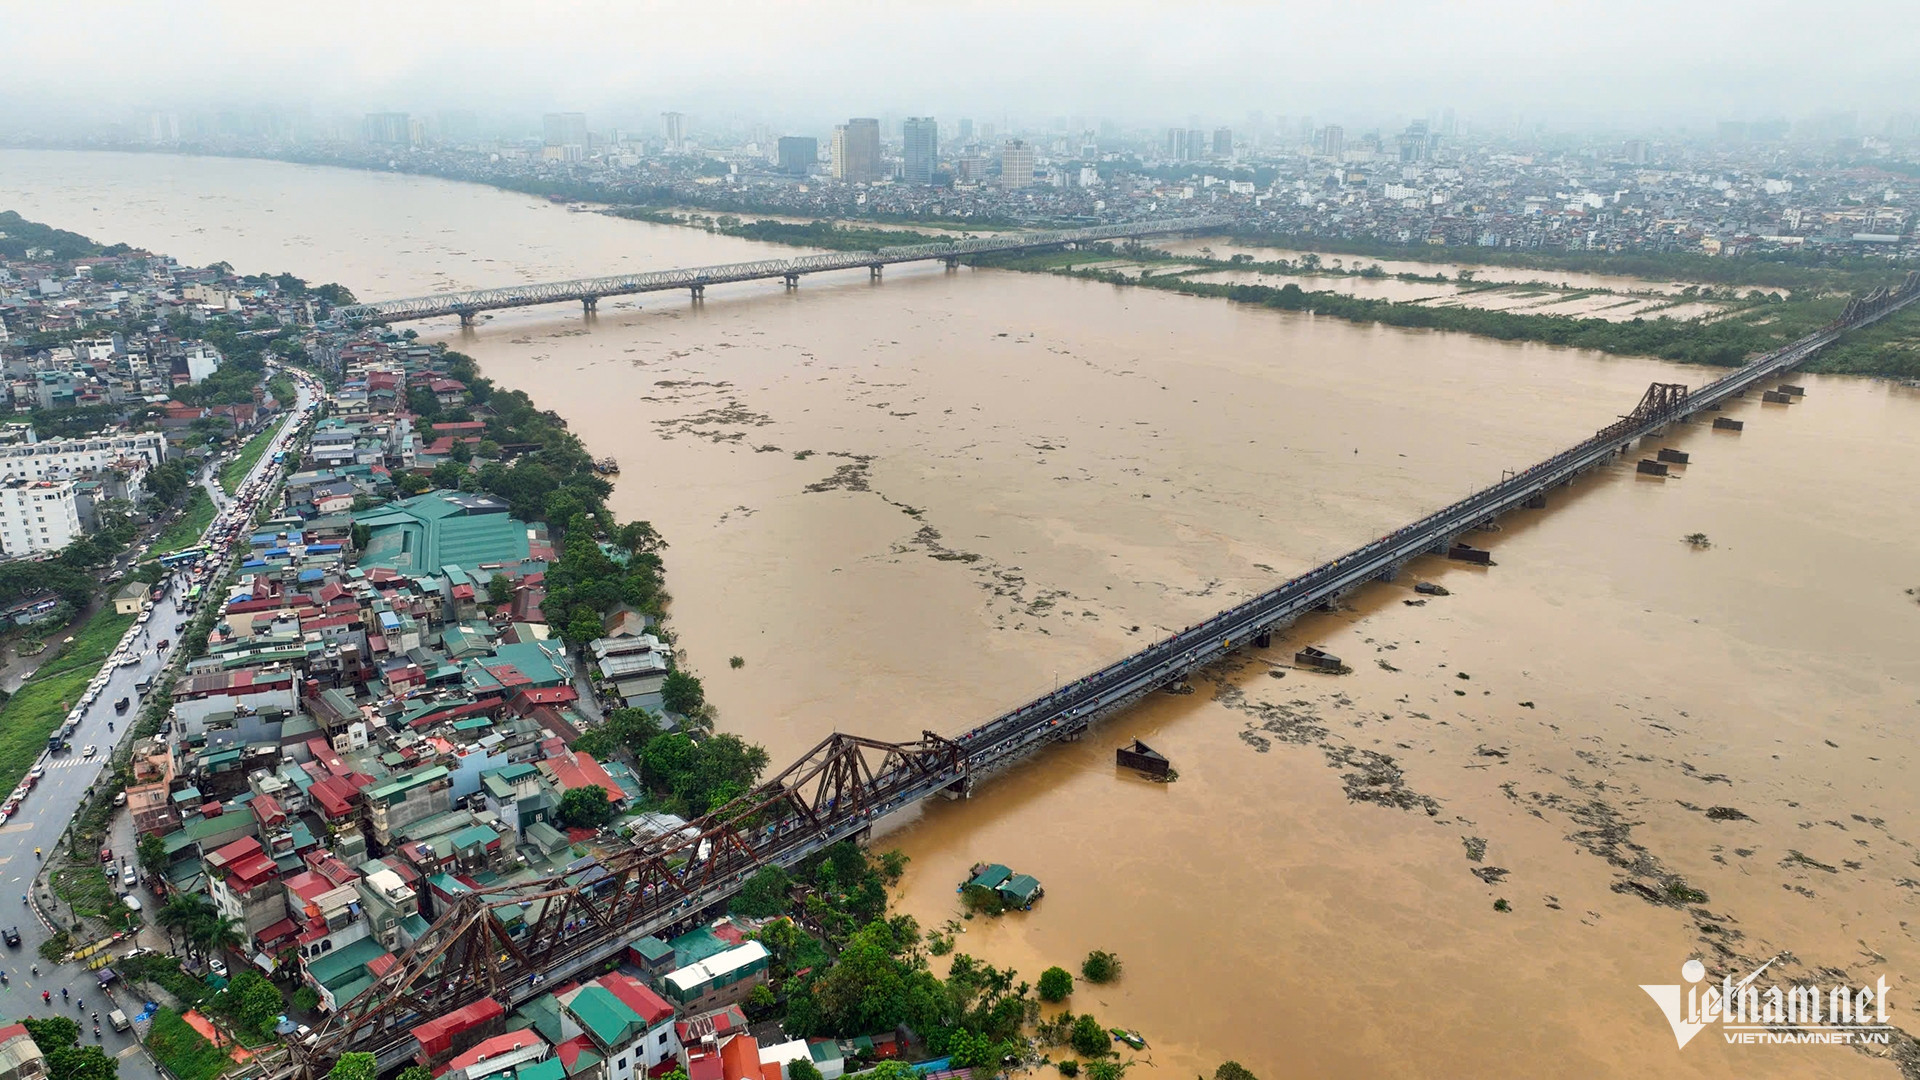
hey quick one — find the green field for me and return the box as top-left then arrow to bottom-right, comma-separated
0,606 -> 135,799
219,427 -> 276,495
147,1007 -> 232,1080
152,487 -> 215,556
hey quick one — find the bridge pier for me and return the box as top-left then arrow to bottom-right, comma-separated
457,312 -> 477,328
581,297 -> 598,314
944,257 -> 960,271
784,273 -> 800,289
690,285 -> 705,301
870,265 -> 884,281
1254,630 -> 1272,649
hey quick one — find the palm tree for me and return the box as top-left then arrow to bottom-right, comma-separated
156,893 -> 211,955
195,914 -> 247,969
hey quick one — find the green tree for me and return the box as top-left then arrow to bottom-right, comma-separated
229,969 -> 286,1035
487,573 -> 514,606
1069,1013 -> 1110,1057
293,986 -> 321,1013
397,1068 -> 434,1080
1085,1062 -> 1130,1080
1038,965 -> 1074,1002
556,786 -> 617,829
329,1053 -> 379,1080
137,833 -> 167,876
24,1015 -> 117,1080
788,1060 -> 825,1080
1214,1064 -> 1258,1080
867,1063 -> 918,1080
157,892 -> 214,955
947,1029 -> 1003,1069
731,866 -> 794,918
1081,950 -> 1122,984
566,608 -> 604,644
661,668 -> 705,715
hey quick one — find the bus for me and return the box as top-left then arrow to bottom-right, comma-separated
187,585 -> 203,604
159,547 -> 207,567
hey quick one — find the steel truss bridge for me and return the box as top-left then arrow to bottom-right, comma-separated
334,216 -> 1234,325
273,272 -> 1919,1079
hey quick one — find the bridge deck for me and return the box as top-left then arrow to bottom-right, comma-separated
335,215 -> 1234,324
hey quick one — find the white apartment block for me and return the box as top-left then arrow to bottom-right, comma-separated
0,480 -> 84,555
0,432 -> 166,483
184,343 -> 222,385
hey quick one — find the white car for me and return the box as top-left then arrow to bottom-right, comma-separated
83,745 -> 97,759
208,958 -> 228,978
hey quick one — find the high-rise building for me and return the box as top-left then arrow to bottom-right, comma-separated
663,111 -> 686,152
1212,127 -> 1233,158
147,112 -> 180,143
543,112 -> 589,153
958,117 -> 974,143
438,110 -> 479,144
1165,128 -> 1187,160
1186,129 -> 1208,161
778,136 -> 818,175
0,479 -> 83,556
834,118 -> 880,183
1623,139 -> 1650,165
1320,125 -> 1344,158
361,112 -> 412,147
902,117 -> 939,185
999,139 -> 1035,189
1397,119 -> 1431,163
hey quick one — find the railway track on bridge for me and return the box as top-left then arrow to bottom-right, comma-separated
334,215 -> 1234,325
269,273 -> 1919,1079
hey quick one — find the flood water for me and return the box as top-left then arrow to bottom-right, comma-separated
1155,237 -> 1749,296
3,150 -> 1915,1080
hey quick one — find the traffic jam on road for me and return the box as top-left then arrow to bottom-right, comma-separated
7,363 -> 319,837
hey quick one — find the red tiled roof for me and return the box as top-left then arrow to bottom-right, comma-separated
544,750 -> 622,805
599,972 -> 675,1026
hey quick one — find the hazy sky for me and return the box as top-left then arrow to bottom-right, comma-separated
2,0 -> 1913,131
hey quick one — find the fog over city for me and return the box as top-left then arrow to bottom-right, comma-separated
1,0 -> 1915,129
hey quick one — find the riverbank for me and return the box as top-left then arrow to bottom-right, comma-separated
599,207 -> 1920,379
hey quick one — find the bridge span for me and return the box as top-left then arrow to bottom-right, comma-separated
274,273 -> 1919,1079
335,215 -> 1233,325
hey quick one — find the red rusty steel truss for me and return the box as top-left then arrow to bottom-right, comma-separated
281,730 -> 964,1079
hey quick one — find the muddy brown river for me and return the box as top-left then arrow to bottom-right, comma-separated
3,150 -> 1915,1079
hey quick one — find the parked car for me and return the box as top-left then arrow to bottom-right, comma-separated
120,865 -> 137,888
113,790 -> 127,806
108,1009 -> 130,1033
208,957 -> 227,978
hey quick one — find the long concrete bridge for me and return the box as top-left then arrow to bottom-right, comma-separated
334,215 -> 1234,325
271,273 -> 1920,1079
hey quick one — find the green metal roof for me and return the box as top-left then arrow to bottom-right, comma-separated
568,985 -> 643,1049
304,936 -> 390,990
999,873 -> 1043,904
357,492 -> 531,575
967,864 -> 1012,891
